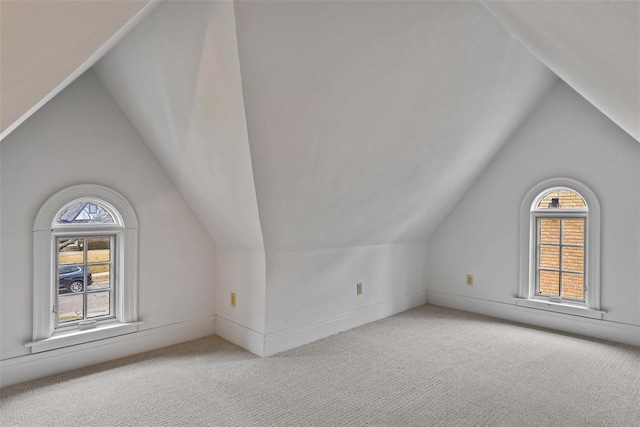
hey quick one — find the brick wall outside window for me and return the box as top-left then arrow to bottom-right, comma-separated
537,190 -> 586,300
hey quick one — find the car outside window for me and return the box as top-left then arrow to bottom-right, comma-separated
56,235 -> 114,326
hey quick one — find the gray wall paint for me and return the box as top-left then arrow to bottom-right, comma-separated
0,71 -> 217,360
428,80 -> 640,327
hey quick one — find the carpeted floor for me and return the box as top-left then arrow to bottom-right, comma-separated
2,305 -> 639,426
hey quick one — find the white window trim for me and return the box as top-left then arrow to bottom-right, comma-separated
27,184 -> 141,353
517,178 -> 603,319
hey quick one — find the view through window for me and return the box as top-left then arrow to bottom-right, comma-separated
534,189 -> 587,301
56,235 -> 114,325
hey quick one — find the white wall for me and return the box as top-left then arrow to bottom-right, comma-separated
94,1 -> 268,355
264,241 -> 428,355
215,249 -> 266,356
212,242 -> 428,357
0,71 -> 217,384
427,80 -> 640,344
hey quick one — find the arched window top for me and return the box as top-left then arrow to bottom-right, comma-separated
55,199 -> 118,225
533,187 -> 587,211
34,184 -> 138,232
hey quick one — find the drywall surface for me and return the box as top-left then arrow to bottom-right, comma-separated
94,0 -> 263,251
235,0 -> 556,252
216,248 -> 266,335
481,0 -> 640,142
428,81 -> 640,329
0,0 -> 152,136
265,241 -> 427,353
0,71 -> 217,362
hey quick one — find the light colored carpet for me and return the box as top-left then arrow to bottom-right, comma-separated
2,305 -> 639,426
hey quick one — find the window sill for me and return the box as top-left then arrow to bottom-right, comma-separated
25,321 -> 144,353
515,298 -> 605,319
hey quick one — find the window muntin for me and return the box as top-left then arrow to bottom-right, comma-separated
57,201 -> 115,224
531,186 -> 588,305
536,217 -> 585,301
56,235 -> 115,327
529,186 -> 589,305
51,199 -> 123,331
536,189 -> 586,209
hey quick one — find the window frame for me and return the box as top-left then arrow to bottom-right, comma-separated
518,178 -> 604,319
54,233 -> 116,329
533,197 -> 587,302
28,184 -> 141,353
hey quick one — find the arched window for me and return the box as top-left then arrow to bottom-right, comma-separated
518,178 -> 603,319
54,199 -> 121,327
28,185 -> 141,353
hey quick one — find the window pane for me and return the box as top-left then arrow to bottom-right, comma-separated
88,265 -> 110,290
58,294 -> 83,323
539,270 -> 559,296
563,247 -> 584,272
58,265 -> 87,294
562,273 -> 584,300
88,237 -> 110,263
539,245 -> 559,269
539,219 -> 560,244
88,292 -> 111,318
537,189 -> 586,209
562,219 -> 585,245
58,238 -> 84,265
57,201 -> 114,224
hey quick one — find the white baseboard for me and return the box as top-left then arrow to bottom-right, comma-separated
0,316 -> 215,388
427,290 -> 640,347
214,316 -> 265,357
263,290 -> 428,356
2,293 -> 429,388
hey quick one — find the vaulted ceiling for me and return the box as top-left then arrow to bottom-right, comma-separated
232,0 -> 554,251
94,0 -> 555,252
0,0 -> 156,139
481,0 -> 640,141
2,0 -> 638,253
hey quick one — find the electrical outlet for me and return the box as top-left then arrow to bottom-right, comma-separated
231,292 -> 236,307
356,282 -> 363,296
466,275 -> 473,286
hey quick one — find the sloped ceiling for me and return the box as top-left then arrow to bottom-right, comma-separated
94,0 -> 264,250
0,0 -> 155,140
481,0 -> 640,142
10,0 -> 635,254
93,0 -> 557,253
235,0 -> 555,252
